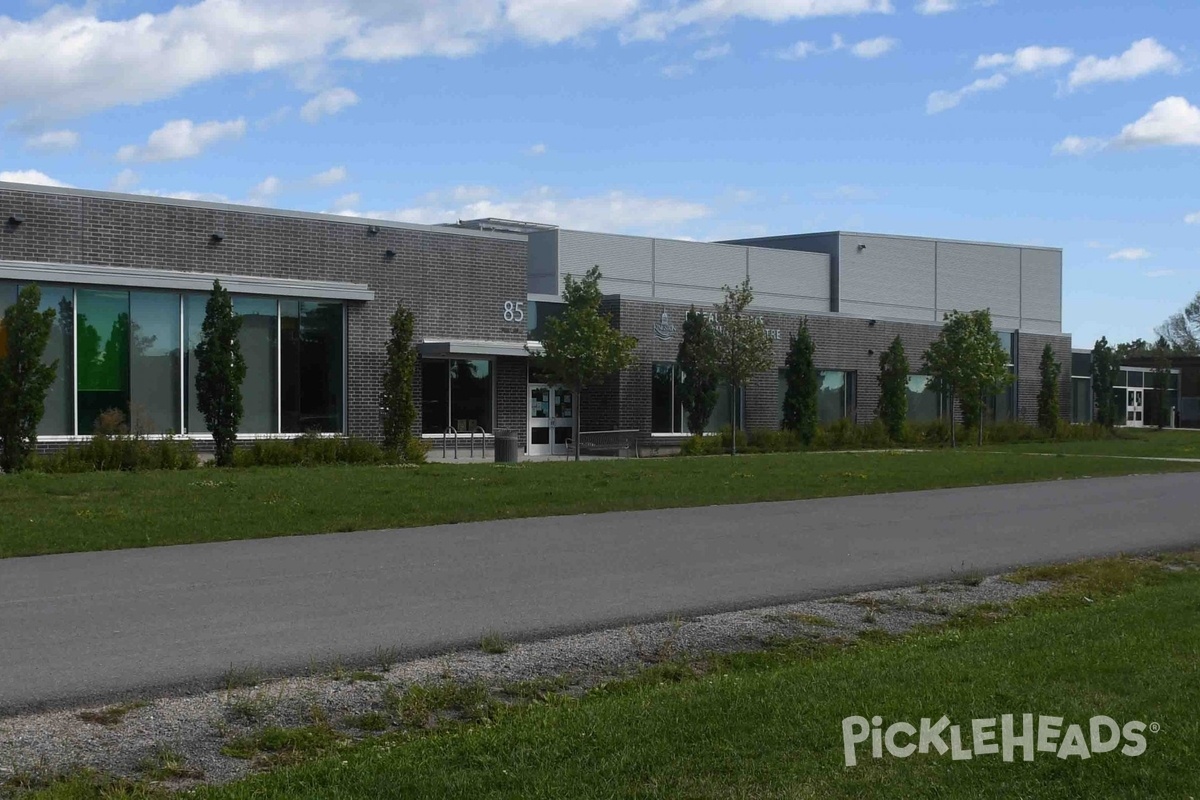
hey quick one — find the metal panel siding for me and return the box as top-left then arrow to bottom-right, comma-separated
747,246 -> 828,301
936,242 -> 1021,319
1020,317 -> 1062,335
557,230 -> 652,283
753,292 -> 829,313
838,234 -> 936,317
598,277 -> 654,298
650,283 -> 728,307
1021,248 -> 1062,331
654,238 -> 746,289
527,229 -> 559,295
839,299 -> 937,322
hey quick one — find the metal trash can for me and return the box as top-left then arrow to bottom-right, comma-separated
494,429 -> 520,463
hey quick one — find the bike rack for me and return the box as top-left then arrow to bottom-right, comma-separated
470,426 -> 489,458
442,426 -> 458,459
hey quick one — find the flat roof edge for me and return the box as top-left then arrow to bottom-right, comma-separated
0,182 -> 525,243
722,230 -> 1062,253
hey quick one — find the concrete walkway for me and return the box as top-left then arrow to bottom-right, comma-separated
2,472 -> 1198,713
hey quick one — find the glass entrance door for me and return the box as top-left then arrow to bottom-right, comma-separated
1127,389 -> 1144,427
528,384 -> 573,456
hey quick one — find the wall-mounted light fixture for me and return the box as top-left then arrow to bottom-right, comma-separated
868,319 -> 877,327
210,231 -> 225,243
384,248 -> 397,259
867,349 -> 875,356
857,243 -> 867,252
367,225 -> 380,236
7,213 -> 24,226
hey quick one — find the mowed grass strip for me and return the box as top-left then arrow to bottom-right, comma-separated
988,428 -> 1200,460
164,564 -> 1197,799
3,449 -> 1200,558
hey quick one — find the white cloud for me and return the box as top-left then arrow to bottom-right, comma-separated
916,0 -> 956,14
974,45 -> 1073,74
117,118 -> 246,163
774,33 -> 895,61
526,142 -> 547,155
1144,269 -> 1177,278
1114,96 -> 1200,149
505,0 -> 638,45
623,0 -> 894,43
1185,212 -> 1200,225
1108,248 -> 1151,261
851,36 -> 897,59
0,169 -> 71,187
661,63 -> 695,79
310,166 -> 348,186
1053,136 -> 1106,156
137,189 -> 230,203
1068,38 -> 1181,91
694,42 -> 732,60
111,169 -> 140,192
331,192 -> 361,212
24,129 -> 80,152
344,185 -> 711,235
926,73 -> 1007,114
300,87 -> 359,123
249,175 -> 282,202
1058,97 -> 1200,154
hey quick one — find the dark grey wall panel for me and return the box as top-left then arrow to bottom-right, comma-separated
747,246 -> 829,308
654,238 -> 746,290
527,229 -> 558,296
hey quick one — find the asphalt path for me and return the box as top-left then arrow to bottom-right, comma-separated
2,472 -> 1198,714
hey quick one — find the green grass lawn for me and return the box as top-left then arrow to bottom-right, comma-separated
3,449 -> 1200,559
989,428 -> 1200,459
37,556 -> 1179,800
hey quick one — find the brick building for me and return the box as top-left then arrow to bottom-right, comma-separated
0,181 -> 1073,455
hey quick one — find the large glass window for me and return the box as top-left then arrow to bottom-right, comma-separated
655,361 -> 739,434
129,291 -> 181,434
76,289 -> 130,434
235,297 -> 278,434
28,285 -> 75,436
1071,377 -> 1093,424
818,370 -> 856,425
527,301 -> 566,342
184,293 -> 207,434
281,300 -> 344,433
906,375 -> 941,422
421,359 -> 493,434
988,331 -> 1017,423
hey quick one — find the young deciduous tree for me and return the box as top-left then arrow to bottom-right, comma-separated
713,280 -> 774,455
0,285 -> 57,472
1091,337 -> 1120,428
195,280 -> 246,467
676,307 -> 719,434
923,309 -> 1012,447
380,303 -> 417,454
781,320 -> 819,445
1037,343 -> 1061,435
534,266 -> 638,461
876,336 -> 909,442
1152,335 -> 1172,429
1155,291 -> 1200,355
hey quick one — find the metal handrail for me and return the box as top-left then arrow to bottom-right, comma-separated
442,426 -> 458,459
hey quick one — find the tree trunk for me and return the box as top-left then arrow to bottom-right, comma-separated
949,390 -> 957,449
574,381 -> 582,462
729,384 -> 737,456
978,400 -> 984,447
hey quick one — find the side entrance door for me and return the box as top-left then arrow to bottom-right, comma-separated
528,384 -> 574,456
1127,389 -> 1145,427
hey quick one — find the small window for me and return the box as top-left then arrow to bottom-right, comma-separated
817,370 -> 857,425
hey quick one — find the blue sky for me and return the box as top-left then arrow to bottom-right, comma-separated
1,0 -> 1197,348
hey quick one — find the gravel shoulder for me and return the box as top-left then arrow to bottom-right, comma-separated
0,572 -> 1050,792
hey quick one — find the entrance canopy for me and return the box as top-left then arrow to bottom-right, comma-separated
418,339 -> 543,358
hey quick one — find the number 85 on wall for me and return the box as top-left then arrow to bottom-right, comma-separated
502,300 -> 525,323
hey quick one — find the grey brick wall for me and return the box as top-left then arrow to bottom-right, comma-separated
1017,332 -> 1073,426
614,297 -> 1073,442
0,187 -> 528,443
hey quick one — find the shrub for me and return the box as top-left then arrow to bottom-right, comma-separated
231,435 -> 405,468
746,428 -> 804,453
403,437 -> 430,465
679,434 -> 723,457
34,415 -> 197,473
